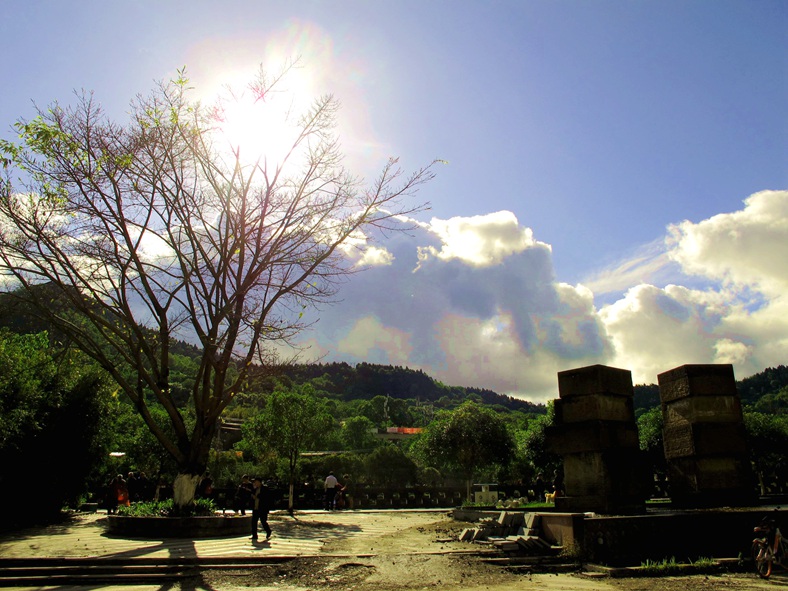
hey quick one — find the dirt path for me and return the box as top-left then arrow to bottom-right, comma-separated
203,511 -> 779,591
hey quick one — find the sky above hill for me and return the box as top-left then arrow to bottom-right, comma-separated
1,1 -> 786,401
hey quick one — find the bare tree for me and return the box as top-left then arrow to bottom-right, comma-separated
0,66 -> 436,507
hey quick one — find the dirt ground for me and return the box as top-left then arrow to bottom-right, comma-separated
201,513 -> 782,591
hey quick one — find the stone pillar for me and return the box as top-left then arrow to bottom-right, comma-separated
546,364 -> 648,514
658,364 -> 754,507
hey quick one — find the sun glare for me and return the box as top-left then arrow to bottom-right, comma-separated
217,93 -> 298,168
214,67 -> 316,170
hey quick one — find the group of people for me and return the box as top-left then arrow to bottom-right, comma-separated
532,470 -> 565,503
105,472 -> 154,514
324,471 -> 351,510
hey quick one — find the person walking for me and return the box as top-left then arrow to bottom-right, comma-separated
324,471 -> 339,511
250,477 -> 272,542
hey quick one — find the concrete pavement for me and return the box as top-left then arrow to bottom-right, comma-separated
0,509 -> 449,561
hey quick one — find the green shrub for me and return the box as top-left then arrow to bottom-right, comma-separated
117,498 -> 216,517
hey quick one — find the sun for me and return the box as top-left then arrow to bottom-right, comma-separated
218,94 -> 293,167
214,67 -> 314,171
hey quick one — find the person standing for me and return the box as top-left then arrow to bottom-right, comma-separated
235,474 -> 253,516
127,472 -> 139,502
115,474 -> 130,508
197,471 -> 213,500
105,475 -> 120,514
533,473 -> 546,503
324,471 -> 339,511
250,477 -> 272,542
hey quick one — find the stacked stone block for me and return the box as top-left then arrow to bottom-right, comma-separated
658,364 -> 754,507
546,364 -> 647,514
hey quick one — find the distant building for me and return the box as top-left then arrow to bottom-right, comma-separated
374,427 -> 423,441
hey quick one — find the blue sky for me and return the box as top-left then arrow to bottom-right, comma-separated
2,1 -> 786,401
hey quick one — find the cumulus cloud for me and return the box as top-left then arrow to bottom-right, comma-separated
295,190 -> 788,401
667,190 -> 788,295
417,211 -> 542,267
600,284 -> 733,383
600,190 -> 788,384
303,211 -> 610,401
337,316 -> 412,363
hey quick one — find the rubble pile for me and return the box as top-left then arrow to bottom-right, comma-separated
458,511 -> 554,555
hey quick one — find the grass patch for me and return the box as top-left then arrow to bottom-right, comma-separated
640,556 -> 681,575
639,556 -> 719,576
689,556 -> 717,568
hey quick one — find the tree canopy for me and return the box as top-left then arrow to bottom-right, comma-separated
417,401 -> 515,499
0,330 -> 113,522
242,384 -> 333,511
0,64 -> 436,505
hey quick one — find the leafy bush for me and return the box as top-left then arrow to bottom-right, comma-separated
117,498 -> 216,517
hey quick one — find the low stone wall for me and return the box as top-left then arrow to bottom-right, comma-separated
106,515 -> 252,538
581,509 -> 765,565
453,507 -> 772,566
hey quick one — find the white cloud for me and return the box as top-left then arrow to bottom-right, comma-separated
581,238 -> 677,297
668,190 -> 788,295
417,211 -> 544,267
294,191 -> 788,401
598,190 -> 788,384
303,211 -> 610,401
599,284 -> 734,384
337,316 -> 412,363
355,246 -> 394,267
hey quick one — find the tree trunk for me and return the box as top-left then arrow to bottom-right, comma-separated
173,473 -> 201,508
288,479 -> 295,514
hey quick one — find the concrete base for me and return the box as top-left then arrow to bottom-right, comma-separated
538,508 -> 771,566
555,495 -> 645,515
453,506 -> 774,566
106,515 -> 252,538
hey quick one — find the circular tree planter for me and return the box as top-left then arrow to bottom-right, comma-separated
107,514 -> 252,538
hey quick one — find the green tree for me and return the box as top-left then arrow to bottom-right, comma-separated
417,401 -> 515,500
637,405 -> 666,478
0,64 -> 436,507
363,443 -> 418,486
109,401 -> 179,477
242,384 -> 333,512
744,411 -> 788,495
511,405 -> 560,493
340,415 -> 378,450
0,330 -> 114,523
750,386 -> 788,415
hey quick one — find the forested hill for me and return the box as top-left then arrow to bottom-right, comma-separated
738,365 -> 788,404
633,365 -> 788,413
0,294 -> 543,413
261,362 -> 543,413
3,288 -> 783,414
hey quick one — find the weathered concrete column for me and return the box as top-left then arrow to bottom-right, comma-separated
658,364 -> 755,507
546,364 -> 648,514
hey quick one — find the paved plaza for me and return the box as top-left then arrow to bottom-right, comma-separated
0,509 -> 447,562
